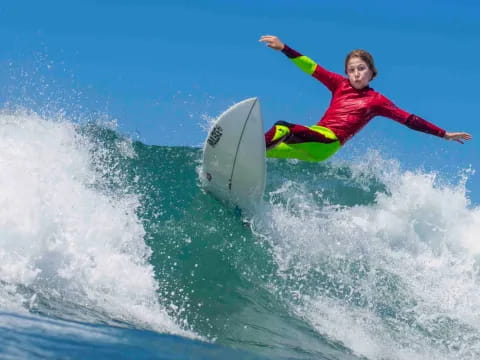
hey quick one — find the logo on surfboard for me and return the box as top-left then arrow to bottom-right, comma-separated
207,125 -> 223,147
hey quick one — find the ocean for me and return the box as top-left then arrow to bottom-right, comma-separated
0,109 -> 479,359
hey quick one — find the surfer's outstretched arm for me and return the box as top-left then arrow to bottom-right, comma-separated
377,95 -> 472,144
259,35 -> 343,92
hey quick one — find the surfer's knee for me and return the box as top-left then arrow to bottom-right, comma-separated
266,122 -> 291,150
273,124 -> 291,139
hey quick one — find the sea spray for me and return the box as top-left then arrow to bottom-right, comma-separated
0,109 -> 195,338
257,152 -> 480,359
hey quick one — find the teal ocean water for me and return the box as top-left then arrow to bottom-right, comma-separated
0,110 -> 479,359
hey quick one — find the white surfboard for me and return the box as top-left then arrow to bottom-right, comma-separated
201,98 -> 266,210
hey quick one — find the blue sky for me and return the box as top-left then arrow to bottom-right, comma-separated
1,0 -> 479,199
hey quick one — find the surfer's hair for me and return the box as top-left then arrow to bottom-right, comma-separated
345,49 -> 378,80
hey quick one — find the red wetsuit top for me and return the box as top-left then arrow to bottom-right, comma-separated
281,44 -> 446,145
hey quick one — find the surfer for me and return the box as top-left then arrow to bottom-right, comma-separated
259,35 -> 472,162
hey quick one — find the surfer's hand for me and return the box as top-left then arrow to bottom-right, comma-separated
444,132 -> 472,144
259,35 -> 284,51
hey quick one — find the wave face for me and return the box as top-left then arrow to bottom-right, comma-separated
0,110 -> 479,360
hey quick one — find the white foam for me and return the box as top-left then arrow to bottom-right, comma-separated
261,151 -> 480,360
0,109 -> 196,338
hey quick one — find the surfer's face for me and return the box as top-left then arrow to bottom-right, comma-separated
346,57 -> 372,90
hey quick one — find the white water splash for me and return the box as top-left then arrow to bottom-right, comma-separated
0,109 -> 196,339
261,151 -> 480,360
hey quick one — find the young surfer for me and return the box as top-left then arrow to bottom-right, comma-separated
259,35 -> 472,162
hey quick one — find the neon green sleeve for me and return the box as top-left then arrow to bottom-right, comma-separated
292,56 -> 317,75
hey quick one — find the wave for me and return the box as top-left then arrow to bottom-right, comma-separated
0,109 -> 195,339
0,109 -> 479,359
